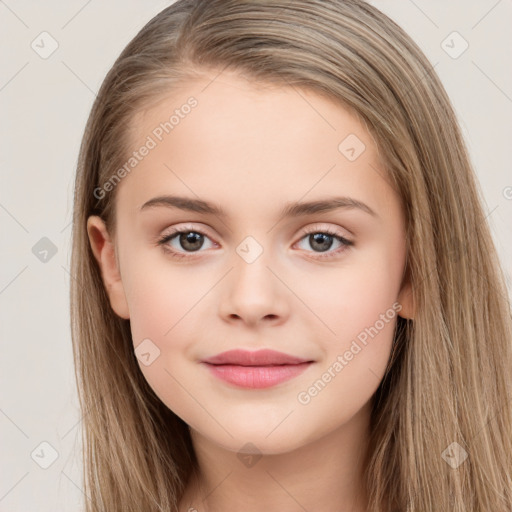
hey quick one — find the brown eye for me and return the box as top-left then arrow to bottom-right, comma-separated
296,228 -> 353,259
175,232 -> 205,252
157,226 -> 216,259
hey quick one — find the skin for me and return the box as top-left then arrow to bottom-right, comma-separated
88,69 -> 414,512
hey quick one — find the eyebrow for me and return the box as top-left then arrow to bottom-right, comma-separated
140,194 -> 378,219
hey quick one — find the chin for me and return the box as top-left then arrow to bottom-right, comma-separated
197,423 -> 312,456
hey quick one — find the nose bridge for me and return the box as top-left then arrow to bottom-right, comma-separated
219,234 -> 287,324
232,235 -> 277,300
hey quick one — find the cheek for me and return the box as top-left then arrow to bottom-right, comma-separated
296,255 -> 403,344
122,255 -> 221,377
292,255 -> 402,398
123,265 -> 209,427
126,266 -> 203,351
291,269 -> 400,442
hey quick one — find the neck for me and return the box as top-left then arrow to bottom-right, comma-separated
179,401 -> 372,512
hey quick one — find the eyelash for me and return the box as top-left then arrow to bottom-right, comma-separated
156,224 -> 354,260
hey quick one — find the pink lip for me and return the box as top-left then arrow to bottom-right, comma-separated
201,349 -> 314,389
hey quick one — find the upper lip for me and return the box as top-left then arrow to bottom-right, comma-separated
202,349 -> 312,366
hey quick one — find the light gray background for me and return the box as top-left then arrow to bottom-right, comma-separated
1,1 -> 511,510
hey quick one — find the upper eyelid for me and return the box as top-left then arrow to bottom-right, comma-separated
162,223 -> 216,240
301,225 -> 351,238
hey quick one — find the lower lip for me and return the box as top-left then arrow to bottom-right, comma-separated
202,362 -> 313,389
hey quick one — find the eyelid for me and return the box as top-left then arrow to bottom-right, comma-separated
300,222 -> 352,240
158,222 -> 216,240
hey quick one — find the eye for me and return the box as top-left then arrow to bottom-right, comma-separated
295,226 -> 353,259
157,224 -> 216,259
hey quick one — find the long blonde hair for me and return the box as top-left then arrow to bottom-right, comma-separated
70,1 -> 512,510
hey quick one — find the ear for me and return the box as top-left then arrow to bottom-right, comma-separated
86,215 -> 130,319
397,276 -> 414,320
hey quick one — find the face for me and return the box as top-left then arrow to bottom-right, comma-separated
88,69 -> 413,455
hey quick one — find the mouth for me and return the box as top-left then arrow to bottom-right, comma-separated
201,349 -> 314,389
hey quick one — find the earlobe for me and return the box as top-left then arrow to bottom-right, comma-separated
397,279 -> 414,320
86,216 -> 130,319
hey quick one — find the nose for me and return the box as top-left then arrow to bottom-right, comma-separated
218,252 -> 289,328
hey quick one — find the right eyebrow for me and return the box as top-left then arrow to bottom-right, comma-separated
140,195 -> 226,216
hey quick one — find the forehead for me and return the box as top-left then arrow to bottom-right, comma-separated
116,70 -> 398,222
132,69 -> 373,153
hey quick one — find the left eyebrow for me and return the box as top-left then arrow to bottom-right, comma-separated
279,196 -> 378,218
139,194 -> 378,219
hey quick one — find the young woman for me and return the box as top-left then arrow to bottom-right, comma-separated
70,1 -> 512,510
